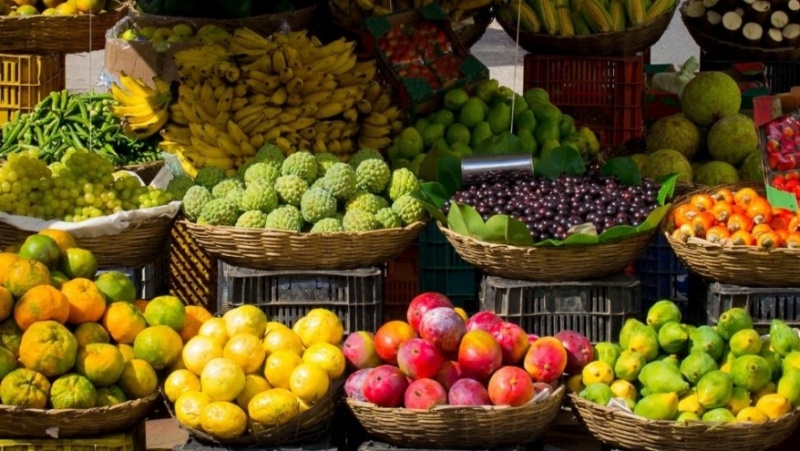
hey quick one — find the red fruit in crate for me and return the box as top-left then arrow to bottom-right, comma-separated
448,378 -> 491,406
528,334 -> 540,344
488,366 -> 535,407
458,330 -> 503,383
524,336 -> 568,383
397,338 -> 444,380
784,126 -> 796,138
786,179 -> 799,191
435,360 -> 461,391
404,378 -> 447,409
554,330 -> 594,375
490,321 -> 531,365
465,311 -> 503,333
767,139 -> 780,153
345,368 -> 372,401
787,171 -> 800,180
407,292 -> 454,332
419,307 -> 467,353
374,321 -> 417,365
780,154 -> 797,171
773,175 -> 786,189
769,153 -> 781,170
343,331 -> 382,370
363,365 -> 410,408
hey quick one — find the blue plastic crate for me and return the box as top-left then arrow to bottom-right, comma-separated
417,222 -> 480,311
635,234 -> 689,307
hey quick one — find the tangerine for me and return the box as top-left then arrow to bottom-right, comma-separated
14,285 -> 70,330
62,278 -> 106,324
19,320 -> 77,378
164,369 -> 202,403
102,301 -> 147,344
180,305 -> 213,343
4,259 -> 51,298
38,229 -> 76,253
59,247 -> 98,280
182,335 -> 223,376
117,359 -> 158,399
0,253 -> 21,286
175,390 -> 211,429
75,343 -> 125,387
133,325 -> 183,370
18,234 -> 61,268
74,322 -> 110,347
0,368 -> 50,408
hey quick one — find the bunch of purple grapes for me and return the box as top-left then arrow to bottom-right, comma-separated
444,166 -> 661,242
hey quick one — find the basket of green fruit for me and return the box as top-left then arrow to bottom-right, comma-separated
495,0 -> 676,56
422,148 -> 677,282
567,299 -> 800,451
177,149 -> 428,270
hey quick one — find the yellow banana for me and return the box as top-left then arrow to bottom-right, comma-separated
270,87 -> 288,106
303,91 -> 332,104
337,72 -> 370,88
118,73 -> 155,99
313,139 -> 326,153
315,102 -> 345,119
283,45 -> 302,69
262,126 -> 282,141
358,136 -> 392,149
279,67 -> 294,85
233,83 -> 248,98
177,100 -> 201,124
233,104 -> 266,122
364,81 -> 382,104
277,112 -> 297,124
227,121 -> 248,145
300,127 -> 316,141
383,106 -> 401,121
237,112 -> 264,134
329,53 -> 358,75
216,86 -> 234,112
363,112 -> 389,126
372,92 -> 391,112
272,49 -> 287,73
360,124 -> 392,138
356,98 -> 372,115
328,139 -> 342,154
342,107 -> 358,123
286,77 -> 304,95
274,137 -> 293,153
284,117 -> 316,131
231,97 -> 248,111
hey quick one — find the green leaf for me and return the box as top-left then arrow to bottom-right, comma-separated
533,146 -> 585,180
534,238 -> 565,247
484,215 -> 534,246
437,156 -> 462,195
635,204 -> 672,233
419,182 -> 450,208
447,202 -> 469,236
656,174 -> 679,206
413,184 -> 448,225
460,204 -> 489,239
477,132 -> 526,155
600,157 -> 642,186
564,233 -> 600,245
598,225 -> 639,243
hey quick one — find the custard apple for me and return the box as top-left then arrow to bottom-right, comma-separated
387,168 -> 420,201
322,163 -> 357,200
244,162 -> 281,187
236,161 -> 254,179
274,175 -> 308,207
224,187 -> 246,207
375,207 -> 402,229
254,143 -> 286,165
315,153 -> 341,177
348,148 -> 383,170
165,175 -> 194,201
281,151 -> 318,184
239,185 -> 279,213
310,217 -> 344,233
346,191 -> 389,214
198,198 -> 239,226
182,185 -> 213,221
212,178 -> 245,199
194,167 -> 227,190
342,210 -> 380,232
356,159 -> 391,194
236,210 -> 268,228
300,187 -> 337,223
392,195 -> 426,226
265,206 -> 304,232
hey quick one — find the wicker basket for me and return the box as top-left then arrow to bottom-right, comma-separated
663,183 -> 800,287
438,223 -> 656,282
0,2 -> 130,53
570,393 -> 800,451
130,4 -> 318,35
496,5 -> 675,56
121,160 -> 164,186
681,2 -> 800,61
181,220 -> 426,270
0,392 -> 159,439
345,385 -> 565,449
451,8 -> 494,49
165,379 -> 343,446
0,214 -> 175,268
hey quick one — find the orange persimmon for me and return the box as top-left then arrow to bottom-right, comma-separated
751,223 -> 773,239
705,225 -> 731,244
710,201 -> 733,223
757,231 -> 784,249
786,232 -> 800,248
673,204 -> 699,228
691,211 -> 716,236
712,188 -> 735,204
671,224 -> 696,242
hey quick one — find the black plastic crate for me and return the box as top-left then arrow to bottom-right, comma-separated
97,258 -> 168,300
174,438 -> 337,451
480,274 -> 642,343
700,50 -> 800,95
217,264 -> 383,334
358,442 -> 528,451
418,222 -> 481,312
706,282 -> 800,333
635,233 -> 689,311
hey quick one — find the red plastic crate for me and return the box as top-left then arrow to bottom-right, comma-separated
523,53 -> 645,149
384,245 -> 419,322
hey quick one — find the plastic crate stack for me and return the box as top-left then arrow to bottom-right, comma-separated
169,218 -> 219,311
0,53 -> 65,125
699,50 -> 799,95
417,222 -> 482,312
635,234 -> 690,317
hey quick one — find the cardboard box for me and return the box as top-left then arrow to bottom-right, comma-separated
644,63 -> 769,124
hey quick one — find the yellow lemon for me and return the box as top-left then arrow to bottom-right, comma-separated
263,327 -> 304,357
201,358 -> 246,402
224,333 -> 266,374
289,363 -> 329,404
302,342 -> 345,379
198,318 -> 229,346
183,335 -> 224,376
164,369 -> 201,403
199,401 -> 248,440
248,388 -> 299,426
264,349 -> 303,389
223,305 -> 267,338
175,391 -> 211,429
293,309 -> 343,347
235,374 -> 271,411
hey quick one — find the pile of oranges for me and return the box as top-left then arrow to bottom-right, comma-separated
670,187 -> 800,249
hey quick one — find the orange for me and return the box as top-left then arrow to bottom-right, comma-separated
96,385 -> 127,406
132,325 -> 183,370
247,388 -> 299,426
293,309 -> 343,348
264,349 -> 303,390
134,300 -> 149,313
176,391 -> 212,429
19,320 -> 77,378
102,302 -> 147,344
55,2 -> 78,15
288,363 -> 329,404
50,270 -> 69,289
0,346 -> 17,380
0,368 -> 51,408
59,247 -> 98,279
94,271 -> 137,303
180,305 -> 213,343
262,327 -> 304,357
182,335 -> 223,376
198,317 -> 229,346
75,343 -> 125,387
302,342 -> 346,379
201,358 -> 246,402
223,305 -> 267,338
62,278 -> 106,324
0,253 -> 20,286
18,234 -> 61,268
14,285 -> 70,330
38,229 -> 77,253
0,318 -> 22,357
50,373 -> 97,409
74,322 -> 110,347
117,344 -> 134,362
3,259 -> 51,298
164,369 -> 202,403
223,333 -> 266,374
0,287 -> 12,321
117,359 -> 158,399
235,374 -> 271,410
200,401 -> 248,440
75,0 -> 105,14
143,295 -> 186,331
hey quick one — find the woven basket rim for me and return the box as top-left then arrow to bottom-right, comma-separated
0,0 -> 130,21
120,159 -> 165,170
130,3 -> 318,20
0,391 -> 159,416
181,219 -> 427,237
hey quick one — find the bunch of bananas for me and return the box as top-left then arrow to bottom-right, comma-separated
329,0 -> 494,30
109,73 -> 172,140
159,28 -> 402,178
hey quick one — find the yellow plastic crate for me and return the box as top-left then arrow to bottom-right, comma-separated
0,53 -> 66,126
0,423 -> 144,451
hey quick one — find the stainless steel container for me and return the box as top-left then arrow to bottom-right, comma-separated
460,153 -> 534,185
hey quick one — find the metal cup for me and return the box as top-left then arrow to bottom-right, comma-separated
460,153 -> 535,186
